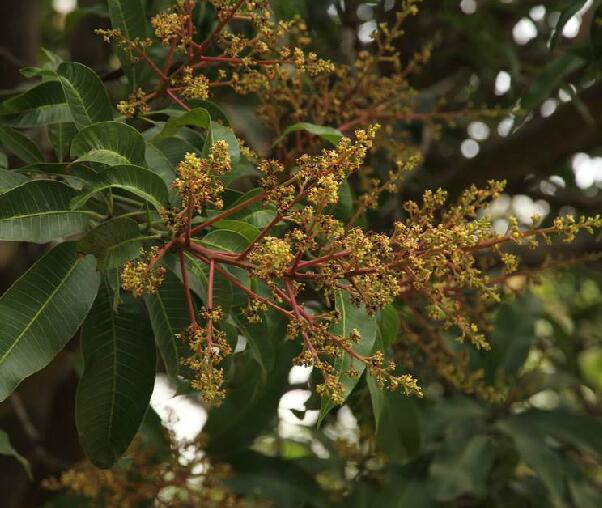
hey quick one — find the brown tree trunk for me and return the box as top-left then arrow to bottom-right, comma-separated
0,1 -> 39,90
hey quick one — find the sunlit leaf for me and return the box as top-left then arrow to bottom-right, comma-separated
71,121 -> 146,166
0,180 -> 97,243
57,62 -> 113,129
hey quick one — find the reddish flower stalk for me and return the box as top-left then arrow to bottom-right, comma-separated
195,0 -> 247,56
192,55 -> 289,66
285,278 -> 320,360
239,186 -> 313,261
166,89 -> 191,111
187,242 -> 252,268
185,0 -> 195,60
189,191 -> 266,235
178,249 -> 197,327
206,259 -> 215,347
147,238 -> 179,271
238,212 -> 283,261
133,45 -> 169,82
280,279 -> 369,366
204,257 -> 295,319
295,249 -> 353,269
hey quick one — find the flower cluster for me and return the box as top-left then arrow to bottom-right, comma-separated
117,88 -> 150,119
248,237 -> 294,279
178,313 -> 231,406
179,66 -> 210,100
44,435 -> 244,507
173,141 -> 231,210
121,247 -> 166,297
151,6 -> 190,47
111,1 -> 602,408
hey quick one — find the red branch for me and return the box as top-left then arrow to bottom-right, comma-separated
295,249 -> 352,269
166,89 -> 191,111
204,258 -> 295,319
190,191 -> 266,235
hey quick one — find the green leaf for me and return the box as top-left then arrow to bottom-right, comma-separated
189,100 -> 231,125
71,121 -> 146,166
152,107 -> 211,144
221,159 -> 259,187
272,0 -> 307,19
378,304 -> 400,348
242,210 -> 277,229
368,374 -> 420,462
0,243 -> 99,401
233,308 -> 276,380
107,0 -> 151,89
0,81 -> 72,127
152,108 -> 241,162
591,5 -> 602,56
0,126 -> 44,164
71,164 -> 168,211
205,341 -> 300,458
484,298 -> 538,381
145,144 -> 179,204
520,53 -> 585,112
212,220 -> 261,243
277,122 -> 343,146
166,253 -> 233,315
144,271 -> 190,386
549,1 -> 588,49
422,396 -> 487,442
497,417 -> 565,503
1,83 -> 63,114
220,188 -> 264,220
79,216 -> 156,270
19,48 -> 63,80
349,476 -> 433,508
429,425 -> 496,501
0,429 -> 32,478
0,180 -> 97,243
137,406 -> 171,459
516,410 -> 602,459
76,284 -> 155,468
17,162 -> 93,190
329,179 -> 353,221
48,122 -> 78,162
200,228 -> 256,253
226,451 -> 330,508
318,291 -> 377,424
0,169 -> 29,193
580,347 -> 602,390
210,121 -> 240,162
568,472 -> 602,508
154,137 -> 200,168
57,62 -> 113,129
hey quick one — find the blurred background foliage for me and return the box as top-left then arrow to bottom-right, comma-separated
1,0 -> 602,507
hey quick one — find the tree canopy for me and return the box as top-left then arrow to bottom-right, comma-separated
1,1 -> 602,507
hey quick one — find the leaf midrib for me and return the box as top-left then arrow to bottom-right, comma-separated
152,292 -> 178,381
0,210 -> 96,221
0,258 -> 80,365
107,303 -> 118,455
60,77 -> 93,125
75,149 -> 130,164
